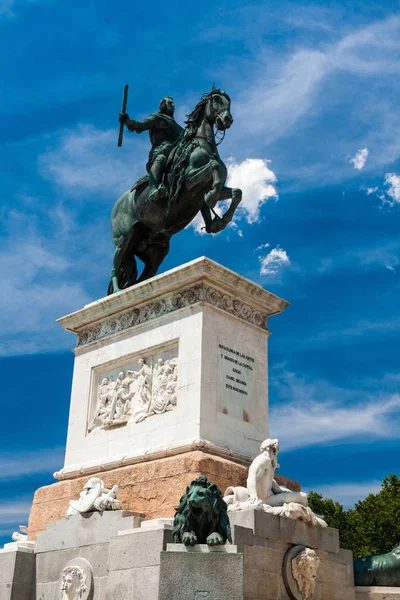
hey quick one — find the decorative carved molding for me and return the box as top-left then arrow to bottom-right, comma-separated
205,287 -> 267,329
76,285 -> 268,347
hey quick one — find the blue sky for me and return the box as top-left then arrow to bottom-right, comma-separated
1,0 -> 400,546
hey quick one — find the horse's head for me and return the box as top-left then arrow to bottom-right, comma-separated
205,89 -> 233,131
185,88 -> 233,134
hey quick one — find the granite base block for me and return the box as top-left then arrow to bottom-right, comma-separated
0,548 -> 35,600
108,527 -> 172,571
35,509 -> 142,552
159,551 -> 244,600
229,509 -> 355,600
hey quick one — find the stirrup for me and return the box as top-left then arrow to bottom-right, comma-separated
148,184 -> 167,203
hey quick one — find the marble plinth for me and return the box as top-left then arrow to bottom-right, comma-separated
55,257 -> 288,480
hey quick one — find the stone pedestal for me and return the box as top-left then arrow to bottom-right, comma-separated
22,508 -> 358,600
159,546 -> 243,600
57,257 -> 288,478
0,545 -> 35,600
29,257 -> 290,538
229,509 -> 356,600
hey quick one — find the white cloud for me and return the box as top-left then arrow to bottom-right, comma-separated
0,501 -> 32,525
259,246 -> 290,275
384,173 -> 400,206
0,447 -> 64,479
269,368 -> 400,451
187,157 -> 277,233
226,158 -> 278,224
304,481 -> 382,508
40,124 -> 146,197
362,173 -> 400,209
350,148 -> 368,170
0,203 -> 93,356
221,16 -> 400,187
0,237 -> 90,346
232,49 -> 328,142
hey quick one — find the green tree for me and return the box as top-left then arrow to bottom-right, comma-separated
308,490 -> 350,540
308,474 -> 400,559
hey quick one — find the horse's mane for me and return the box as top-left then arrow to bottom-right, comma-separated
185,90 -> 231,135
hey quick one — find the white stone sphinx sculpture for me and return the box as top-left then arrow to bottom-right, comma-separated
223,438 -> 327,527
292,547 -> 320,599
66,477 -> 121,516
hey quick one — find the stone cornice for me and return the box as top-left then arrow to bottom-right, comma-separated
54,438 -> 255,480
58,257 -> 289,347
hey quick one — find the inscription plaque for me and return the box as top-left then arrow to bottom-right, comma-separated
218,341 -> 255,421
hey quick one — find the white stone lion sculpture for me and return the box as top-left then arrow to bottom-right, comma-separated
224,438 -> 327,527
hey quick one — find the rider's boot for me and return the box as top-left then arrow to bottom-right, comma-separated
148,157 -> 168,203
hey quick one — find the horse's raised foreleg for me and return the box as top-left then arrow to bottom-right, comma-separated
204,160 -> 226,209
204,186 -> 242,234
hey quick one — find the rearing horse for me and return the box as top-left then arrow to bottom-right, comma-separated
108,88 -> 242,294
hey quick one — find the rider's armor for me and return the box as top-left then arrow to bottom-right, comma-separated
128,113 -> 183,201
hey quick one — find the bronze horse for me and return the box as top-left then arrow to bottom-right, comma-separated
108,89 -> 242,294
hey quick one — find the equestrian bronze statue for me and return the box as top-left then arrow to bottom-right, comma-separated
108,86 -> 242,294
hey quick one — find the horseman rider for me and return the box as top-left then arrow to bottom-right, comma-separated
119,97 -> 183,202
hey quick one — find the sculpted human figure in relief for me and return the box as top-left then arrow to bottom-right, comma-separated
147,357 -> 178,417
88,356 -> 178,431
224,439 -> 327,527
292,548 -> 320,599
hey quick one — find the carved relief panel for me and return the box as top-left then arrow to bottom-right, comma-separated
87,346 -> 178,434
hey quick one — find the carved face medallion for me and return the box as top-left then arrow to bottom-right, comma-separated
283,545 -> 320,600
59,558 -> 93,600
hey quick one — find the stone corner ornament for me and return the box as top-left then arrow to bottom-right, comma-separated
66,477 -> 122,516
283,545 -> 320,600
60,557 -> 93,600
223,438 -> 327,528
11,525 -> 28,542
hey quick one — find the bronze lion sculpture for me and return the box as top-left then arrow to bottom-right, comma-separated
354,543 -> 400,586
172,476 -> 232,546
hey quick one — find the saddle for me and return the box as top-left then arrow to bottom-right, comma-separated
130,174 -> 149,194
